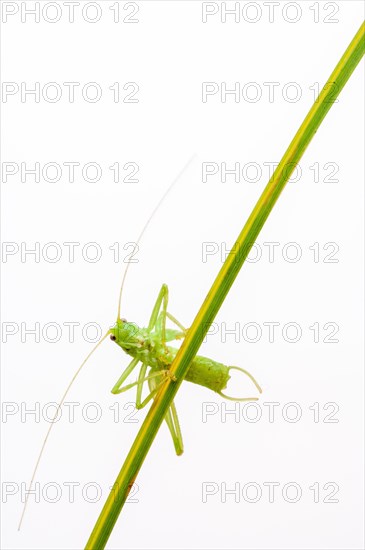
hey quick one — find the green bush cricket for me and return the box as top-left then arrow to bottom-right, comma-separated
109,282 -> 262,456
19,170 -> 262,528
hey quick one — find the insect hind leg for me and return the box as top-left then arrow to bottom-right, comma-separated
164,401 -> 184,456
148,285 -> 188,348
147,372 -> 183,454
148,284 -> 169,333
136,362 -> 148,408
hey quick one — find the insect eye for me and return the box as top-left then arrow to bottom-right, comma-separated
110,335 -> 117,341
120,318 -> 127,323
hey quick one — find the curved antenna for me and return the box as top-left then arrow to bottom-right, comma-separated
18,330 -> 110,530
117,155 -> 196,319
218,366 -> 262,402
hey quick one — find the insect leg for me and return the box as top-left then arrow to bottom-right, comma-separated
148,284 -> 169,332
166,312 -> 187,333
137,372 -> 172,408
137,372 -> 183,452
111,357 -> 140,394
135,362 -> 148,408
156,311 -> 187,342
135,364 -> 177,409
148,285 -> 188,345
113,369 -> 168,396
149,284 -> 177,350
164,401 -> 184,456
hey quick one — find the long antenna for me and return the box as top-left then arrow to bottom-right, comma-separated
18,331 -> 110,530
117,155 -> 196,319
19,156 -> 195,529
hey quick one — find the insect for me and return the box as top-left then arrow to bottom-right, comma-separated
19,162 -> 261,527
109,283 -> 262,455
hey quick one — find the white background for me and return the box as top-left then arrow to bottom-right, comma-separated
1,1 -> 364,549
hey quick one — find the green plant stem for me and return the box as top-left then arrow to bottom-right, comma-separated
85,21 -> 365,550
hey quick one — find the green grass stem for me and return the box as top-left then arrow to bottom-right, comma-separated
85,21 -> 365,550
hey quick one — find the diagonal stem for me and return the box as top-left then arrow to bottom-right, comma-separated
85,21 -> 365,550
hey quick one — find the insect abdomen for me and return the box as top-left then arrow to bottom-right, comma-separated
161,346 -> 230,394
184,355 -> 230,393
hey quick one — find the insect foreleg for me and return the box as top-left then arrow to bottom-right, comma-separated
135,369 -> 177,408
111,357 -> 140,394
112,369 -> 168,397
135,363 -> 175,409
